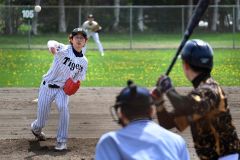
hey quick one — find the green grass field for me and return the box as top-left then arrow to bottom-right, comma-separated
0,32 -> 239,49
0,48 -> 239,87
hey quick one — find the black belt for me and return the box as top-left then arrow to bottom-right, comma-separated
43,81 -> 60,88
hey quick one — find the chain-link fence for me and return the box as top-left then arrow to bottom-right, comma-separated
0,5 -> 239,49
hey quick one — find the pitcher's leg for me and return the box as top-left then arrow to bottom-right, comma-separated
55,89 -> 69,143
31,85 -> 53,132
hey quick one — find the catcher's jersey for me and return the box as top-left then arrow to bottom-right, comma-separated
82,20 -> 101,33
43,41 -> 88,88
95,120 -> 190,160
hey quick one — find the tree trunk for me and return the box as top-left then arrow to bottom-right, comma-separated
211,0 -> 219,31
137,8 -> 145,32
237,0 -> 240,31
85,0 -> 91,16
78,7 -> 82,27
6,0 -> 13,34
32,0 -> 41,35
58,0 -> 66,33
113,0 -> 120,30
188,0 -> 193,20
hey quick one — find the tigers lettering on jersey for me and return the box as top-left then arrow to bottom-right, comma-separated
63,57 -> 83,71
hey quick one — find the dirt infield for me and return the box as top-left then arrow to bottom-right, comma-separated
0,87 -> 239,160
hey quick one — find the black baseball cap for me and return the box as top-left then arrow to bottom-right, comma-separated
71,27 -> 87,39
115,80 -> 153,109
112,80 -> 153,122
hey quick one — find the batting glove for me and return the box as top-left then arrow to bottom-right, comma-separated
156,75 -> 174,93
151,87 -> 164,107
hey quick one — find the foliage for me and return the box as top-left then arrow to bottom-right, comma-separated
0,0 -> 237,5
18,23 -> 30,34
0,49 -> 239,87
0,3 -> 239,34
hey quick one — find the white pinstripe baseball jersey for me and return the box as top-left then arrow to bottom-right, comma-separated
44,40 -> 88,87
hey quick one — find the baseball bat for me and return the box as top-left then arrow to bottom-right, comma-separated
165,0 -> 210,75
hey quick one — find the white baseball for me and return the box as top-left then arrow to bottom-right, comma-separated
198,20 -> 205,27
34,5 -> 41,12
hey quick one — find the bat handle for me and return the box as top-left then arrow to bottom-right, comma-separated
165,35 -> 189,76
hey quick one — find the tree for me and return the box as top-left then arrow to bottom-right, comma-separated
5,0 -> 13,34
58,0 -> 66,33
131,0 -> 147,32
32,0 -> 41,35
137,8 -> 145,32
211,0 -> 219,31
237,0 -> 240,30
188,0 -> 193,20
113,0 -> 120,30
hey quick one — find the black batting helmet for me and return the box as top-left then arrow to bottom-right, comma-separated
181,39 -> 214,72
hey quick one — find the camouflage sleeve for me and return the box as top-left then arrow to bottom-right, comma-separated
166,89 -> 195,115
166,86 -> 220,120
156,104 -> 190,131
156,106 -> 176,129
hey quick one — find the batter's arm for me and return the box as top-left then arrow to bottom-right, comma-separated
166,89 -> 195,115
156,106 -> 176,129
156,105 -> 192,132
165,88 -> 220,131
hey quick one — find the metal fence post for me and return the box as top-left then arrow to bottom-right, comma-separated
78,6 -> 82,27
28,19 -> 31,49
182,6 -> 185,37
232,6 -> 236,49
129,6 -> 133,49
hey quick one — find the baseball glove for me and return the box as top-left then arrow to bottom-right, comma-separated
63,78 -> 81,96
92,24 -> 102,32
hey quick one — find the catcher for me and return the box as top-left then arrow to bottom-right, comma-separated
31,27 -> 88,151
82,14 -> 104,56
95,80 -> 190,160
152,39 -> 240,160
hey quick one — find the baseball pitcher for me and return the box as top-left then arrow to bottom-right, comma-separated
31,28 -> 88,151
